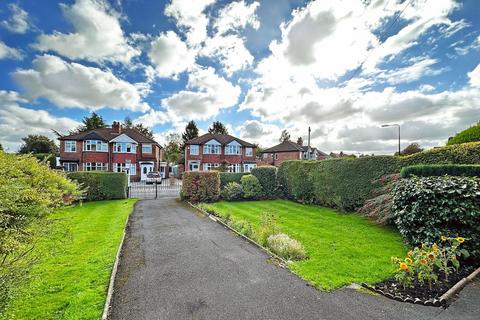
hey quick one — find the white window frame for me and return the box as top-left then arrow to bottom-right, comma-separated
274,154 -> 278,160
113,163 -> 136,176
83,140 -> 108,152
113,142 -> 137,154
83,162 -> 107,171
245,147 -> 253,156
190,145 -> 199,155
142,143 -> 152,154
243,163 -> 256,173
63,162 -> 78,172
203,163 -> 219,171
203,144 -> 221,154
64,140 -> 77,152
225,145 -> 241,155
227,164 -> 241,173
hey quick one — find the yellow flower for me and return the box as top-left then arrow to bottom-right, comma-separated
420,259 -> 428,265
441,236 -> 447,241
456,237 -> 465,243
407,250 -> 413,257
405,258 -> 413,264
399,262 -> 409,271
428,252 -> 436,260
432,243 -> 439,253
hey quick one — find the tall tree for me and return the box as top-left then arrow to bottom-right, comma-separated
122,116 -> 153,138
18,135 -> 59,154
164,133 -> 182,165
279,129 -> 291,142
71,112 -> 108,134
208,121 -> 228,135
182,120 -> 199,147
296,137 -> 303,146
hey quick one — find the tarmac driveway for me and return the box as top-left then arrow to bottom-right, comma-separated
109,199 -> 478,320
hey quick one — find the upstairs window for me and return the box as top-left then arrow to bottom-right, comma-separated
225,145 -> 241,155
203,144 -> 221,154
64,140 -> 76,152
190,145 -> 199,155
245,147 -> 253,156
142,144 -> 152,154
83,140 -> 108,152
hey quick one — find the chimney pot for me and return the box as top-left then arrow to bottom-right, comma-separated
112,121 -> 122,134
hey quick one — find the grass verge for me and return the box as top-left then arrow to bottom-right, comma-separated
1,199 -> 137,320
200,199 -> 406,290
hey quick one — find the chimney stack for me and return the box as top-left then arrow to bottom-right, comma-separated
308,126 -> 311,149
112,121 -> 122,134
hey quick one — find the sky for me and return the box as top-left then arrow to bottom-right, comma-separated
0,0 -> 479,154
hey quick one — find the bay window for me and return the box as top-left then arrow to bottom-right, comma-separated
113,163 -> 136,175
83,140 -> 108,152
203,163 -> 219,171
203,144 -> 221,154
225,145 -> 241,155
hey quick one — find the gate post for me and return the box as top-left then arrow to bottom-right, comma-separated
155,181 -> 158,199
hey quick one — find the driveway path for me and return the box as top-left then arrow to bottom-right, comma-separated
109,199 -> 478,320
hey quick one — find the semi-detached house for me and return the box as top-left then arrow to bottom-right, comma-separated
184,133 -> 257,173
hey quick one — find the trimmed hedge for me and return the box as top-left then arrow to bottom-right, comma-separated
278,142 -> 480,211
251,166 -> 277,198
181,171 -> 220,203
67,172 -> 127,201
392,176 -> 480,258
219,172 -> 248,188
401,164 -> 480,178
32,153 -> 57,168
447,122 -> 480,145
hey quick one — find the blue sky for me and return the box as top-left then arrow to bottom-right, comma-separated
0,0 -> 479,153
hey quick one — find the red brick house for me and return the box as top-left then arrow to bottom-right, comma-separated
259,140 -> 329,166
184,133 -> 257,173
58,121 -> 165,181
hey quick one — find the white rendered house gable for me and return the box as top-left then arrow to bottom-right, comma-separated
109,133 -> 138,144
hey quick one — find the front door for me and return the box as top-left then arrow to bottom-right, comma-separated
140,163 -> 154,181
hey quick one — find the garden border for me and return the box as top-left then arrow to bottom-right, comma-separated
187,201 -> 288,266
101,201 -> 138,320
361,265 -> 480,307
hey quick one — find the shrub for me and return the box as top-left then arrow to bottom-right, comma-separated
181,171 -> 220,203
0,153 -> 79,312
241,174 -> 263,199
67,172 -> 127,201
400,164 -> 480,178
392,176 -> 480,258
219,172 -> 248,188
221,182 -> 244,201
254,213 -> 280,246
32,153 -> 57,168
358,174 -> 399,224
227,218 -> 254,238
267,234 -> 306,261
251,166 -> 277,198
447,122 -> 480,145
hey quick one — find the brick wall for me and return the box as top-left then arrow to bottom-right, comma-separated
185,144 -> 257,171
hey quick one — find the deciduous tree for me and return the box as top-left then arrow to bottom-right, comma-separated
18,135 -> 58,154
279,130 -> 291,142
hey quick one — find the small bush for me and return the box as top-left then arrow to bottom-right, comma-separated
267,234 -> 306,261
221,182 -> 244,201
181,171 -> 220,203
67,172 -> 127,201
228,218 -> 254,238
241,174 -> 263,199
219,172 -> 248,188
400,164 -> 480,178
392,176 -> 480,258
255,213 -> 280,246
251,166 -> 277,198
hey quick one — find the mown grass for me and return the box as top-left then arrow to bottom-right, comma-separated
1,199 -> 137,320
201,199 -> 407,290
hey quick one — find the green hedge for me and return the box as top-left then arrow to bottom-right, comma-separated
401,164 -> 480,178
32,153 -> 57,168
67,172 -> 127,201
278,142 -> 480,211
219,172 -> 248,188
447,122 -> 480,145
251,166 -> 277,198
392,176 -> 480,258
181,171 -> 220,203
241,174 -> 263,200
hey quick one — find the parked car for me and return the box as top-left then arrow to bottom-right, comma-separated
146,172 -> 162,184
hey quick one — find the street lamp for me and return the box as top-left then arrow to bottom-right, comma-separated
381,124 -> 401,155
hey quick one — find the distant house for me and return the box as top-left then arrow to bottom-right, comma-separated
58,121 -> 165,181
184,133 -> 257,173
260,141 -> 328,166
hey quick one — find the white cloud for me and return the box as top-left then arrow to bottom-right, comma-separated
0,41 -> 22,60
164,0 -> 215,45
13,54 -> 150,112
419,84 -> 435,93
33,0 -> 139,64
468,64 -> 480,88
238,120 -> 283,147
214,1 -> 260,35
0,91 -> 79,152
454,35 -> 480,55
202,34 -> 254,75
134,110 -> 169,128
1,4 -> 30,34
148,31 -> 196,78
161,66 -> 240,121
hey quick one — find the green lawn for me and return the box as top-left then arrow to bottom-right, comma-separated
2,199 -> 137,320
201,200 -> 407,290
